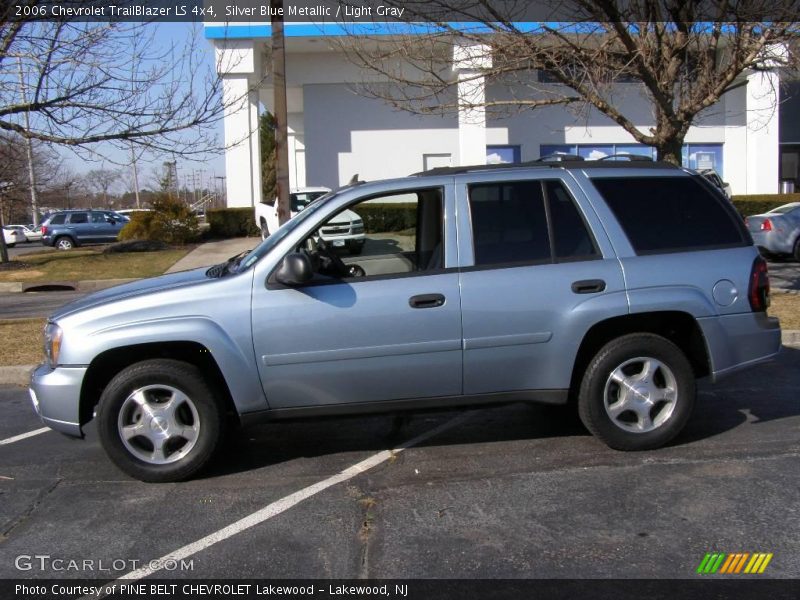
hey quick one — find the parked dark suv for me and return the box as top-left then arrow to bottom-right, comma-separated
41,210 -> 128,250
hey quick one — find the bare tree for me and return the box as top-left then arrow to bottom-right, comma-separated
1,2 -> 257,215
0,131 -> 59,218
338,0 -> 800,163
85,168 -> 120,208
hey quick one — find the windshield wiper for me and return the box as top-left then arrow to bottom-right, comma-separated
205,250 -> 250,278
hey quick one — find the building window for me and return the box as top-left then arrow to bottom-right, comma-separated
540,143 -> 724,177
423,154 -> 452,171
486,145 -> 521,164
682,144 -> 724,176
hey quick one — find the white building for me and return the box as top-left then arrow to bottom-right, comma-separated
205,22 -> 797,208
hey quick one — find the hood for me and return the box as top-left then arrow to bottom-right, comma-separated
51,267 -> 214,320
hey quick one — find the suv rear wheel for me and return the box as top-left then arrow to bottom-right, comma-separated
54,236 -> 74,250
578,333 -> 695,451
97,359 -> 224,482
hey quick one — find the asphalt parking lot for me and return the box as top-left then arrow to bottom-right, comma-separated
768,259 -> 800,292
1,347 -> 798,585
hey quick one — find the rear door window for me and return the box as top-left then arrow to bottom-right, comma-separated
469,181 -> 550,266
468,179 -> 599,266
68,212 -> 89,224
49,214 -> 65,225
591,176 -> 747,254
545,181 -> 599,261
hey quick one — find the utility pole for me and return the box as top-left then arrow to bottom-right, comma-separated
130,144 -> 141,209
0,182 -> 13,263
271,0 -> 291,225
17,59 -> 40,226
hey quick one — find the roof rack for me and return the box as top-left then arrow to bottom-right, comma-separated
598,154 -> 653,162
535,153 -> 585,162
412,160 -> 555,177
412,158 -> 679,177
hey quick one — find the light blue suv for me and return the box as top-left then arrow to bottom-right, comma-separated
29,161 -> 781,482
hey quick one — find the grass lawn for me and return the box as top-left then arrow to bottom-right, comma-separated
0,248 -> 190,283
0,318 -> 45,366
769,292 -> 800,330
0,292 -> 797,367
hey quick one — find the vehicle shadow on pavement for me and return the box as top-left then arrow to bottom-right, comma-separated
201,347 -> 800,479
674,345 -> 800,445
203,402 -> 591,479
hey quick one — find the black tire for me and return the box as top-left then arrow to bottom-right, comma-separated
793,237 -> 800,262
97,359 -> 224,483
260,219 -> 270,240
54,236 -> 74,251
578,333 -> 695,451
348,243 -> 364,256
7,242 -> 14,248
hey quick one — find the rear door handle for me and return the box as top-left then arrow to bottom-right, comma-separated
409,293 -> 445,309
571,279 -> 606,294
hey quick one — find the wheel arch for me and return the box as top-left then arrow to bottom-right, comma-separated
54,234 -> 77,248
80,341 -> 237,429
569,311 -> 711,398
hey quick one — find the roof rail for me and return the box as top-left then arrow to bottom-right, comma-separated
411,160 -> 557,177
598,154 -> 653,162
535,153 -> 585,162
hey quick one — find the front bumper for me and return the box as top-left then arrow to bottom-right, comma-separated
29,364 -> 88,437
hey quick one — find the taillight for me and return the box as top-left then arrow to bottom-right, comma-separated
40,226 -> 47,235
748,256 -> 770,312
761,219 -> 772,231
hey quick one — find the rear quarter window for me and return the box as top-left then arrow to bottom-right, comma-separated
591,176 -> 747,254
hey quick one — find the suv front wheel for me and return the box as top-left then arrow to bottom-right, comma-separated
578,333 -> 695,451
97,359 -> 224,482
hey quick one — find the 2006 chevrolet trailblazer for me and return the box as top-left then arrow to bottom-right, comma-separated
29,160 -> 781,482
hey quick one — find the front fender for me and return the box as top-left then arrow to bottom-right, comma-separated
82,316 -> 267,413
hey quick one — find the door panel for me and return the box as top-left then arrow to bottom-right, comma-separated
460,260 -> 626,393
252,273 -> 462,408
456,174 -> 627,394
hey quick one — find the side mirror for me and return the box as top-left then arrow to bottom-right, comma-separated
274,253 -> 313,286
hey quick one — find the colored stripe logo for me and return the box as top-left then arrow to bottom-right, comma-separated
696,552 -> 773,574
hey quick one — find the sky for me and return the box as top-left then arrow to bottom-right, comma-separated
61,21 -> 227,193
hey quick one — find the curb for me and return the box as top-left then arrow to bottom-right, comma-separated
3,331 -> 800,386
0,365 -> 36,386
0,278 -> 137,294
782,329 -> 800,346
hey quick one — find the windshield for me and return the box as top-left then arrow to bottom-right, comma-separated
238,190 -> 337,271
291,191 -> 327,212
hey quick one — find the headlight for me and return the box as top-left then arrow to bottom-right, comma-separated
43,322 -> 62,367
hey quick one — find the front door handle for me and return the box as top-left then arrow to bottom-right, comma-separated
409,293 -> 445,309
571,279 -> 606,294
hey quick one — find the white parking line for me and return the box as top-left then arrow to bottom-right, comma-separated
0,427 -> 50,446
96,411 -> 475,591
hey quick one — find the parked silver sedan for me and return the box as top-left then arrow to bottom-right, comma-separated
746,202 -> 800,260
